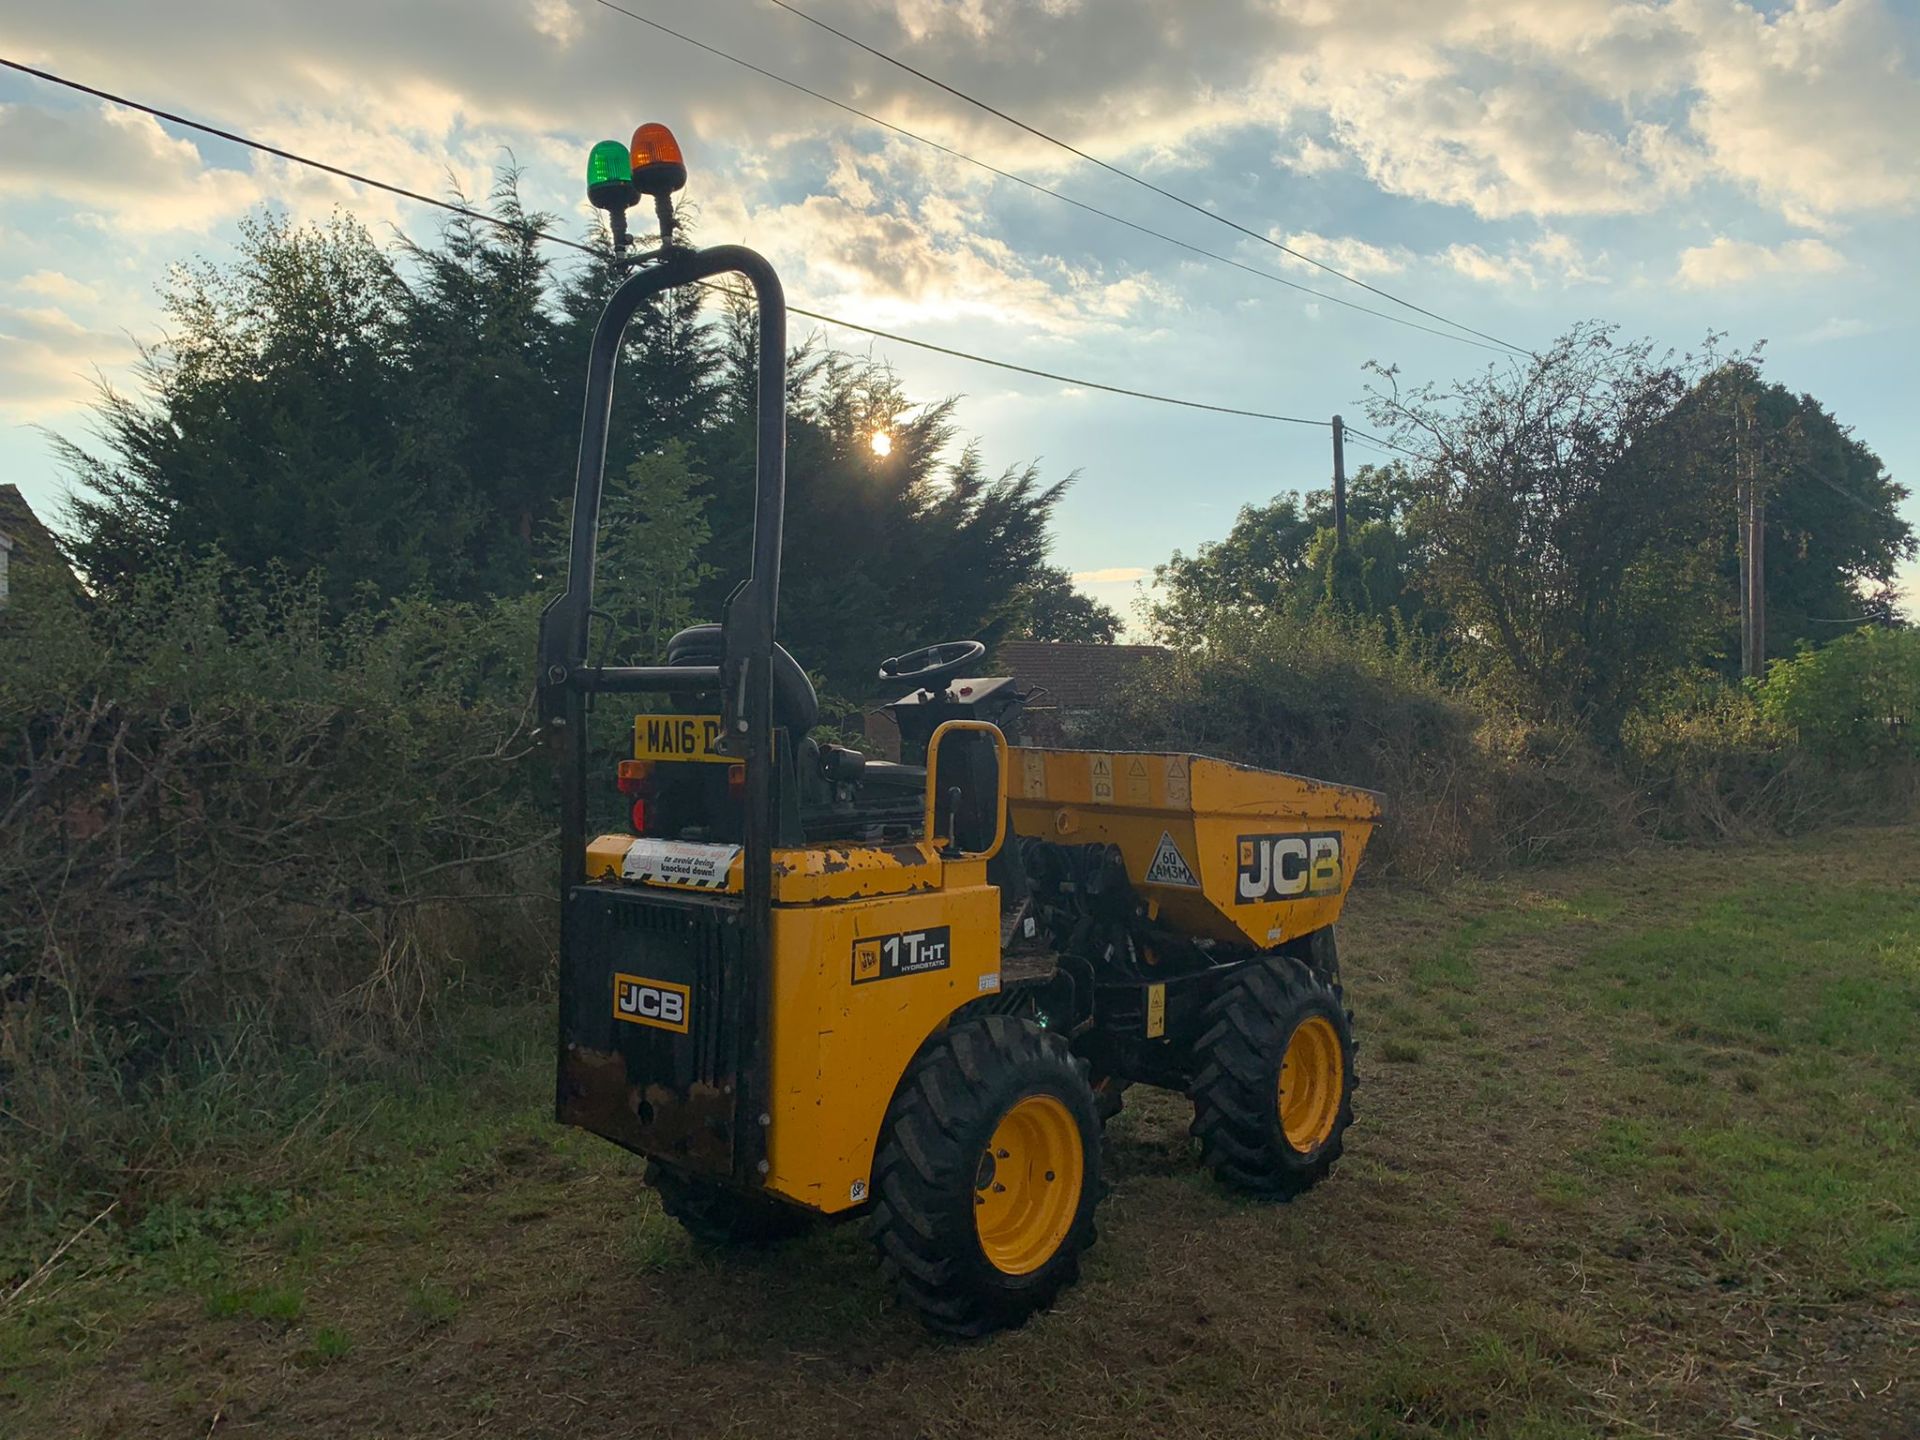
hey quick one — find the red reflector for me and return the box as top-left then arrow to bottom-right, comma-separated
630,796 -> 651,834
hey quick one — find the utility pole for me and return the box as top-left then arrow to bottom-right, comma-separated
1735,397 -> 1768,681
1330,413 -> 1348,550
1743,407 -> 1758,683
1747,405 -> 1766,680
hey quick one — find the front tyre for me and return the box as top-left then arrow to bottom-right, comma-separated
1189,957 -> 1356,1199
869,1016 -> 1102,1338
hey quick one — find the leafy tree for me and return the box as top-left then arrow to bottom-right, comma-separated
580,441 -> 714,663
1152,492 -> 1321,634
689,345 -> 1088,692
62,212 -> 426,607
1759,628 -> 1920,763
395,177 -> 571,598
1366,324 -> 1731,739
56,193 -> 1108,695
1679,365 -> 1913,663
554,211 -> 724,480
1005,565 -> 1120,643
1147,462 -> 1434,641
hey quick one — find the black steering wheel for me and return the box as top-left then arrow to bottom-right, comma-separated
879,640 -> 986,692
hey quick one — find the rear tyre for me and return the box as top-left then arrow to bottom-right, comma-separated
1189,957 -> 1356,1199
646,1162 -> 813,1248
869,1016 -> 1102,1338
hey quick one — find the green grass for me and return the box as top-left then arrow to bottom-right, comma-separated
3,828 -> 1918,1439
404,1280 -> 462,1328
308,1325 -> 353,1361
1566,881 -> 1920,1292
205,1283 -> 305,1324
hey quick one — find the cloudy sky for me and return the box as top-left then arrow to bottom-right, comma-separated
2,0 -> 1916,621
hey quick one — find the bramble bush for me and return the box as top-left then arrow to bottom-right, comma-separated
0,557 -> 548,1239
1082,608 -> 1640,880
3,558 -> 1914,1263
1088,608 -> 1918,880
1758,628 -> 1920,764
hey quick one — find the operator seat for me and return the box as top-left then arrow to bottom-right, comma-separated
664,624 -> 819,736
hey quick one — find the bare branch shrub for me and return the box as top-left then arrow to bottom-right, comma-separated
0,560 -> 549,1232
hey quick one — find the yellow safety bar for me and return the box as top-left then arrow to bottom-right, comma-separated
922,720 -> 1010,860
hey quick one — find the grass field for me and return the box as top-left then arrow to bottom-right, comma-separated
4,827 -> 1917,1439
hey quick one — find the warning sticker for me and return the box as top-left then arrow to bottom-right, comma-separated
1145,830 -> 1201,888
1164,757 -> 1190,806
1091,754 -> 1115,804
1126,757 -> 1150,803
1022,749 -> 1047,799
621,838 -> 740,890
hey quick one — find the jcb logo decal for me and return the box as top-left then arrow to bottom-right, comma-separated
612,973 -> 691,1033
1235,833 -> 1342,904
851,926 -> 952,985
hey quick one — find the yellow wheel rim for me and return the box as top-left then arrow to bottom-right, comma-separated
1278,1016 -> 1344,1153
974,1094 -> 1084,1275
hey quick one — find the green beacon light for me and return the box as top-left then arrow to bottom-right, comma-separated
586,140 -> 638,251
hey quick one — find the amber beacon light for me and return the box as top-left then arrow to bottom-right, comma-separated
629,123 -> 687,196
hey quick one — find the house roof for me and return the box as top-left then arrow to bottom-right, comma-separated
0,485 -> 82,599
0,485 -> 64,568
994,640 -> 1170,711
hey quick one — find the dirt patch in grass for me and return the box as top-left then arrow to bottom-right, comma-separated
6,826 -> 1918,1438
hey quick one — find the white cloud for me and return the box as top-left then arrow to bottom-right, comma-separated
12,271 -> 95,303
1252,0 -> 1918,225
1892,561 -> 1920,623
1677,0 -> 1920,219
0,0 -> 1906,450
1675,235 -> 1846,288
1276,137 -> 1345,176
1276,230 -> 1408,277
1445,230 -> 1607,287
0,303 -> 138,417
1446,242 -> 1533,286
527,0 -> 581,48
0,0 -> 1913,242
1798,316 -> 1877,344
1526,230 -> 1606,284
1071,565 -> 1149,584
1314,76 -> 1700,220
699,144 -> 1161,338
0,102 -> 264,233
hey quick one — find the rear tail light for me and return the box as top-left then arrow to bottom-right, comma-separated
618,760 -> 656,834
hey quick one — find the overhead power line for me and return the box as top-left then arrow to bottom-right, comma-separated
763,0 -> 1533,357
0,58 -> 520,240
586,0 -> 1512,355
0,56 -> 1326,428
788,316 -> 1323,423
1341,425 -> 1418,460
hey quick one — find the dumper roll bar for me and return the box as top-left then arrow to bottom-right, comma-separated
537,244 -> 786,1170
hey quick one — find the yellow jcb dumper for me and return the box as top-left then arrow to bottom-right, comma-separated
537,124 -> 1382,1337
